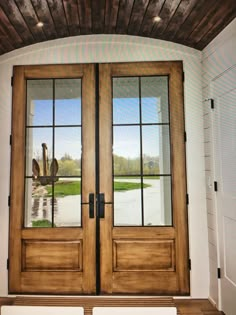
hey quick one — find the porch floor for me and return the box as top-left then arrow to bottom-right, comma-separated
0,297 -> 223,315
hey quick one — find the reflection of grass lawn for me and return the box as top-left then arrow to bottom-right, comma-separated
32,219 -> 56,227
46,180 -> 151,197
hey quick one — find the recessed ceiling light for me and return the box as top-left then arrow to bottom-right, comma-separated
153,16 -> 161,23
37,21 -> 44,27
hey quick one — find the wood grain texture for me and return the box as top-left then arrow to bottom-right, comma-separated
9,66 -> 26,293
14,0 -> 46,41
63,0 -> 80,36
0,0 -> 235,54
22,240 -> 82,271
9,64 -> 96,294
77,0 -> 92,34
151,0 -> 181,37
169,61 -> 189,294
113,240 -> 175,271
99,61 -> 189,295
127,0 -> 149,35
47,0 -> 69,37
30,0 -> 58,39
115,0 -> 134,34
0,298 -> 223,315
139,0 -> 165,36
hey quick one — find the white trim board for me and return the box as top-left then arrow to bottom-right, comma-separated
1,306 -> 84,315
93,307 -> 177,315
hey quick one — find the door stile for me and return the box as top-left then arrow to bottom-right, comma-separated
81,64 -> 97,293
169,65 -> 189,293
99,64 -> 113,293
9,66 -> 26,292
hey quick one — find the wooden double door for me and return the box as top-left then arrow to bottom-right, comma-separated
9,62 -> 189,295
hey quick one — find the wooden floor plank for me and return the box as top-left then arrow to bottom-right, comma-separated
0,297 -> 223,315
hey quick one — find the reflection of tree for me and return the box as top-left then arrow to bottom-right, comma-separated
57,153 -> 81,176
114,154 -> 159,175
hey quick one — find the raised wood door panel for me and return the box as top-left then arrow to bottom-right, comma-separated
99,62 -> 190,295
9,64 -> 96,294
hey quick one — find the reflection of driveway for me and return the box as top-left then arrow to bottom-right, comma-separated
114,179 -> 163,226
30,179 -> 163,227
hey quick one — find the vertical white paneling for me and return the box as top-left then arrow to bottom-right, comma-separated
202,18 -> 236,310
0,35 -> 208,297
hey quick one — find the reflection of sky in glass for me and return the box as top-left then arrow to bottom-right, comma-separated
113,98 -> 162,158
113,97 -> 161,124
30,96 -> 166,160
113,98 -> 139,124
113,126 -> 140,159
55,127 -> 81,160
30,100 -> 53,126
29,99 -> 82,160
55,99 -> 81,125
32,128 -> 52,160
141,97 -> 159,123
32,99 -> 81,126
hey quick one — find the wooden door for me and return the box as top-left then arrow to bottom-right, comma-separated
9,64 -> 96,294
99,62 -> 190,295
9,62 -> 189,295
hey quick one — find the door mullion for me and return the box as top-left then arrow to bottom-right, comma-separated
95,63 -> 101,295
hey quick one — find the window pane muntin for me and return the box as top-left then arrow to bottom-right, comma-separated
112,75 -> 172,227
25,78 -> 82,228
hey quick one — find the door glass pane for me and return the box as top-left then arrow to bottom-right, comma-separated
55,79 -> 81,125
53,177 -> 81,227
25,128 -> 52,177
113,126 -> 140,175
113,77 -> 139,124
55,127 -> 81,175
114,176 -> 142,226
141,76 -> 169,124
25,79 -> 82,228
142,125 -> 170,175
25,178 -> 53,227
113,75 -> 172,226
26,80 -> 53,126
143,176 -> 172,226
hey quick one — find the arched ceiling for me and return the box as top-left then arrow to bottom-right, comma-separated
0,0 -> 235,56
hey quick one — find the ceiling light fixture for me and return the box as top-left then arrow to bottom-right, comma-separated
37,21 -> 44,27
153,16 -> 161,23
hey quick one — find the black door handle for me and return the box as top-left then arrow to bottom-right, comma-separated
97,193 -> 105,218
89,193 -> 94,218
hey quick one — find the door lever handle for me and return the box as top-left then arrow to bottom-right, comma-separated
89,193 -> 94,218
97,193 -> 105,218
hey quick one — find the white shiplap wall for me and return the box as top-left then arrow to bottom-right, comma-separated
202,18 -> 236,308
0,35 -> 208,298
